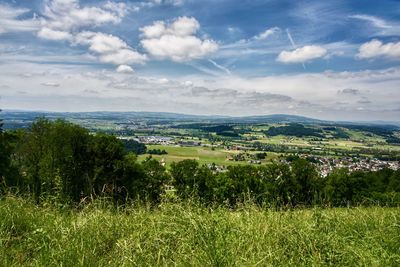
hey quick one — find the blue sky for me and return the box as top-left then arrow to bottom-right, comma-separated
0,0 -> 400,121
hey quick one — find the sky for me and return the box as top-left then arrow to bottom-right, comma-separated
0,0 -> 400,121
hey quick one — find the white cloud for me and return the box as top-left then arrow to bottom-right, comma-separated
37,27 -> 72,41
140,21 -> 166,38
75,31 -> 147,65
33,1 -> 144,67
140,16 -> 218,62
357,39 -> 400,60
116,65 -> 134,73
40,0 -> 127,33
254,27 -> 279,40
1,62 -> 400,121
169,16 -> 199,36
103,1 -> 129,17
0,4 -> 40,34
277,45 -> 327,63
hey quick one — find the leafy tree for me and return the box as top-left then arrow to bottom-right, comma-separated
122,139 -> 147,155
50,120 -> 92,202
170,159 -> 200,198
322,168 -> 350,206
225,165 -> 260,203
291,158 -> 320,205
17,118 -> 52,202
388,170 -> 400,192
141,157 -> 169,203
259,163 -> 293,206
15,119 -> 91,202
89,134 -> 126,198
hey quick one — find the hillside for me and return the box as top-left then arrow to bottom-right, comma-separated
1,197 -> 399,266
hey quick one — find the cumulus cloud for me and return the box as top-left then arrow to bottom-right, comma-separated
254,27 -> 279,40
40,0 -> 127,33
75,31 -> 147,65
32,1 -> 145,67
140,16 -> 218,62
0,4 -> 40,34
356,39 -> 400,60
277,45 -> 327,63
116,65 -> 134,73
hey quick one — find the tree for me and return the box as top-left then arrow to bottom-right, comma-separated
170,159 -> 200,198
225,165 -> 260,203
122,139 -> 147,155
388,170 -> 400,192
291,158 -> 320,205
141,157 -> 169,203
323,168 -> 350,206
17,118 -> 52,202
15,119 -> 92,202
258,163 -> 293,206
89,134 -> 126,198
49,120 -> 92,202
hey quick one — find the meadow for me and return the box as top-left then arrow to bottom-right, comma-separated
1,197 -> 400,266
138,144 -> 280,166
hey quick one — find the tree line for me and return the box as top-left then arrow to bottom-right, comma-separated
1,118 -> 399,207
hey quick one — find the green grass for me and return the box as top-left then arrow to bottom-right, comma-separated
1,197 -> 400,266
138,145 -> 279,167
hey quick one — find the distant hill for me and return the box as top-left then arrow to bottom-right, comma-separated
1,110 -> 399,129
230,114 -> 324,124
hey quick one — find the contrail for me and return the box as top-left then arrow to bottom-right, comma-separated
286,28 -> 296,48
208,59 -> 232,75
286,28 -> 306,70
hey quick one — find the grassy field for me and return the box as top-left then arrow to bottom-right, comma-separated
138,145 -> 279,167
1,197 -> 400,266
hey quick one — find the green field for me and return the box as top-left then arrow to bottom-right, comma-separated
138,145 -> 279,166
1,197 -> 400,266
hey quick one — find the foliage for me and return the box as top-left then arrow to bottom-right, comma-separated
121,139 -> 147,154
2,119 -> 167,204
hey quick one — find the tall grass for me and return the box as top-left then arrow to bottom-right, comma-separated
0,196 -> 399,266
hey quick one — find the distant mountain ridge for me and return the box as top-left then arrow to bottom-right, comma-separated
2,110 -> 399,128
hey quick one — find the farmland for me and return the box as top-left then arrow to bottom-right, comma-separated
138,145 -> 280,166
